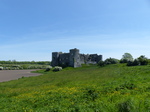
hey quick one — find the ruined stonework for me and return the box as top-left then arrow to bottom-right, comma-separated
51,48 -> 102,68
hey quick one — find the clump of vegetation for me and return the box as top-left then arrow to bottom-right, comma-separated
53,66 -> 62,72
45,66 -> 52,71
98,57 -> 119,66
127,55 -> 149,66
98,60 -> 105,67
105,58 -> 119,64
98,53 -> 150,67
0,67 -> 3,70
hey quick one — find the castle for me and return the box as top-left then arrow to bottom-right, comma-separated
51,48 -> 102,68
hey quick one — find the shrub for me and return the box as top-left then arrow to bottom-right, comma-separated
53,66 -> 62,72
98,58 -> 119,67
98,61 -> 105,67
4,67 -> 11,70
105,58 -> 119,64
12,65 -> 20,67
127,55 -> 149,66
0,67 -> 3,70
127,59 -> 140,66
27,65 -> 45,69
45,66 -> 52,71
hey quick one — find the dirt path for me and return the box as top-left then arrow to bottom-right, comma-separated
0,70 -> 41,82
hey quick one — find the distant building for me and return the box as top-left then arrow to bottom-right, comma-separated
51,48 -> 102,68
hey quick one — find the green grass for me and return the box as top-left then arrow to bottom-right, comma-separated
0,64 -> 150,111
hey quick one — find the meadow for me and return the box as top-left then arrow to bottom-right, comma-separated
0,64 -> 150,112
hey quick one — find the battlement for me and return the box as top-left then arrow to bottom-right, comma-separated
51,48 -> 102,68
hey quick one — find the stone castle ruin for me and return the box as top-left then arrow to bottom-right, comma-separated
51,48 -> 102,68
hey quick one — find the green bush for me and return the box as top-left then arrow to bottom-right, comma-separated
45,66 -> 52,72
0,67 -> 3,70
53,66 -> 62,72
105,58 -> 119,64
98,60 -> 105,67
127,55 -> 149,66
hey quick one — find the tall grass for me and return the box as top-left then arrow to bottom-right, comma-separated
0,64 -> 150,111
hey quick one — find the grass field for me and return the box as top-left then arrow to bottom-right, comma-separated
0,64 -> 150,112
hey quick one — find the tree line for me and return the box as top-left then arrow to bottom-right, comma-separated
0,60 -> 50,65
98,53 -> 149,67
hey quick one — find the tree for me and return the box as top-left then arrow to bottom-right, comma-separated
120,53 -> 133,63
138,55 -> 148,65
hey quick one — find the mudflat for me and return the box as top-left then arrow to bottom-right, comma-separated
0,70 -> 41,82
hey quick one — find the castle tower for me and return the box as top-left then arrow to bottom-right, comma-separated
69,48 -> 81,67
51,52 -> 61,67
97,55 -> 103,63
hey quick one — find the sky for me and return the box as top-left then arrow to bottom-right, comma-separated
0,0 -> 150,61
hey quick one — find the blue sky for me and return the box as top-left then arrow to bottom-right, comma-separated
0,0 -> 150,61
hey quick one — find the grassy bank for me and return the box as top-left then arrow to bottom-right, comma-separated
0,64 -> 150,111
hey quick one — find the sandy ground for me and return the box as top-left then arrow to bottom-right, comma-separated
0,70 -> 41,82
